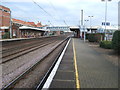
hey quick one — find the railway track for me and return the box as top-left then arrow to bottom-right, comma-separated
2,37 -> 70,89
1,36 -> 57,55
1,36 -> 64,63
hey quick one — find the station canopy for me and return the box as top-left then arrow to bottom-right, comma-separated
70,26 -> 80,31
0,26 -> 9,29
19,26 -> 46,32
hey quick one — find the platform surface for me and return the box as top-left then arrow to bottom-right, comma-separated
49,38 -> 118,89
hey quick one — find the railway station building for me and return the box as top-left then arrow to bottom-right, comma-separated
0,5 -> 47,39
0,5 -> 70,39
47,26 -> 70,36
0,5 -> 11,39
70,26 -> 80,38
19,26 -> 45,38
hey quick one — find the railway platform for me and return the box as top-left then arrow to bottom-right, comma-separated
43,38 -> 118,89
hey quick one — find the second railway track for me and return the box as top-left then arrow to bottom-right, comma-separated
1,36 -> 65,63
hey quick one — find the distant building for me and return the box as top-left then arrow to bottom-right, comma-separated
46,26 -> 70,35
97,26 -> 118,33
47,26 -> 70,31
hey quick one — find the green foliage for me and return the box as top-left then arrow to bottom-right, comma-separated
112,30 -> 120,53
87,33 -> 104,42
85,33 -> 89,39
2,32 -> 10,39
100,40 -> 112,49
88,34 -> 97,42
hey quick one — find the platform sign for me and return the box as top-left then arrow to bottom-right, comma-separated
102,22 -> 110,26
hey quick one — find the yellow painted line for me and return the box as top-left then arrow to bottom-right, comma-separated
73,39 -> 80,89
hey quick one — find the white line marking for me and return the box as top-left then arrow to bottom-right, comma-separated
42,38 -> 71,89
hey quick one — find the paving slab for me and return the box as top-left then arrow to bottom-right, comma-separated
74,38 -> 118,88
49,39 -> 76,88
49,38 -> 118,89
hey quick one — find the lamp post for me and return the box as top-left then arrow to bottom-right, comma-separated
101,0 -> 112,40
88,16 -> 93,33
84,20 -> 89,42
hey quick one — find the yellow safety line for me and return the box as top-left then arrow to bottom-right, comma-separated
73,39 -> 80,89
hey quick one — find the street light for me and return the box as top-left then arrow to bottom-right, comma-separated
88,16 -> 93,33
84,20 -> 89,42
101,0 -> 112,40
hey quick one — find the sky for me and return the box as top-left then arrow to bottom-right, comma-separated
0,0 -> 119,26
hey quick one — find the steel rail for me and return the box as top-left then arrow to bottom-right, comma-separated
1,40 -> 58,64
36,37 -> 70,90
1,37 -> 70,90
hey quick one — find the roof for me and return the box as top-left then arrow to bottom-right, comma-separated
0,5 -> 10,11
28,22 -> 37,27
12,19 -> 46,28
100,26 -> 118,30
0,26 -> 9,29
19,26 -> 46,31
86,26 -> 118,31
70,26 -> 79,29
69,26 -> 79,31
12,18 -> 34,27
36,22 -> 43,27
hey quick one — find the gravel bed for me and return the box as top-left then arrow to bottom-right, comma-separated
13,40 -> 67,88
2,39 -> 64,87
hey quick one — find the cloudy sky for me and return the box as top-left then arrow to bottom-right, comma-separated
1,0 -> 119,26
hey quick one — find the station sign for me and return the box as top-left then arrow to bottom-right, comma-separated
102,22 -> 110,26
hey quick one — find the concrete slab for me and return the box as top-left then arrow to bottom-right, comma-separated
50,38 -> 118,89
53,71 -> 75,80
73,38 -> 118,88
49,39 -> 76,88
50,80 -> 75,88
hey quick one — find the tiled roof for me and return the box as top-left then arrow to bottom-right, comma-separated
36,22 -> 43,27
0,5 -> 10,11
28,22 -> 37,27
12,19 -> 45,27
12,18 -> 34,27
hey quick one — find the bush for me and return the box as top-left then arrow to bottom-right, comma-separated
88,33 -> 104,42
100,41 -> 112,49
112,30 -> 120,53
88,34 -> 97,42
2,32 -> 10,39
85,33 -> 89,39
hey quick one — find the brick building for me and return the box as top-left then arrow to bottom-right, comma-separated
0,5 -> 47,39
12,19 -> 45,38
0,5 -> 11,39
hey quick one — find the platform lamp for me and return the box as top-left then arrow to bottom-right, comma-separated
88,16 -> 93,33
101,0 -> 112,40
84,20 -> 89,42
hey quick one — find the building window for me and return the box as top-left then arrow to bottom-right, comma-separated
4,9 -> 9,13
0,8 -> 3,11
5,29 -> 8,32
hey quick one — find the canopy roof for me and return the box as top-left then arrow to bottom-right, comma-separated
0,26 -> 9,29
19,26 -> 46,31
